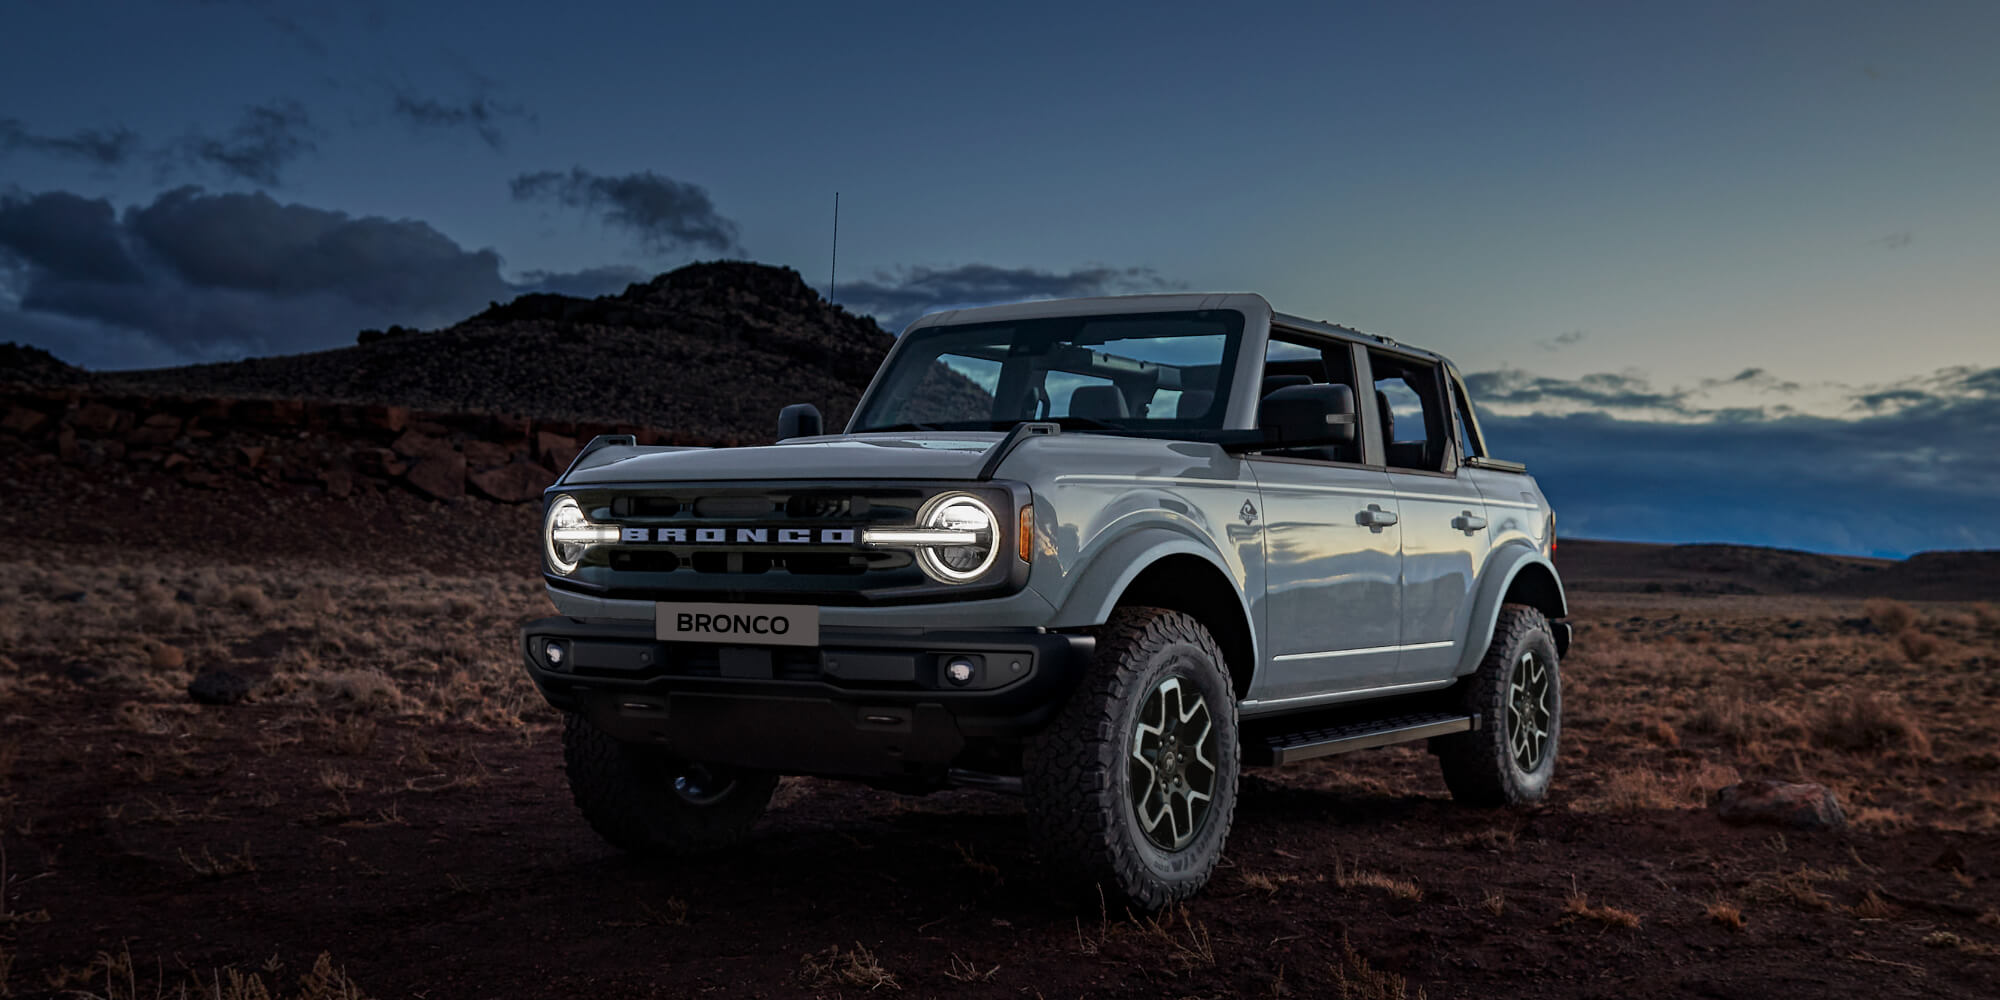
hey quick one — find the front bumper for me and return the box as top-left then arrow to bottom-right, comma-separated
519,616 -> 1092,780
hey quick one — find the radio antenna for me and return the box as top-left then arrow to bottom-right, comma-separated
828,191 -> 839,304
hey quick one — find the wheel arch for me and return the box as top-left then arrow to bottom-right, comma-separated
1044,530 -> 1261,701
1454,543 -> 1568,677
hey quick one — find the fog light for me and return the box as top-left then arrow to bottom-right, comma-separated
944,657 -> 977,686
545,641 -> 566,669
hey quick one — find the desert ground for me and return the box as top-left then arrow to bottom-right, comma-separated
2,483 -> 1997,999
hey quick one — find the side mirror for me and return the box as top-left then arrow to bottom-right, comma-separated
777,403 -> 824,440
1252,384 -> 1357,449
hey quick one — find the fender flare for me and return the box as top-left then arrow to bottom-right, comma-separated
1042,526 -> 1261,670
1453,543 -> 1568,677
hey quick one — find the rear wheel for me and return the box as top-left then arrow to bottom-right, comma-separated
561,712 -> 780,855
1023,607 -> 1240,911
1436,604 -> 1561,806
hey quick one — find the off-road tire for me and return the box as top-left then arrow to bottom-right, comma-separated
1023,606 -> 1240,912
1436,604 -> 1561,806
561,712 -> 779,856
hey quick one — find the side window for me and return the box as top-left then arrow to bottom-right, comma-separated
1258,332 -> 1361,464
1367,351 -> 1450,472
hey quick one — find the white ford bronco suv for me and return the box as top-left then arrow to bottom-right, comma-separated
520,293 -> 1569,909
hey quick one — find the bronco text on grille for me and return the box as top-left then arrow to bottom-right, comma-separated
617,527 -> 858,544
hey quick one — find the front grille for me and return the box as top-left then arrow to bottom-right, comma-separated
550,479 -> 1028,605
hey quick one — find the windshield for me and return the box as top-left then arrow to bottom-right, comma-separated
850,310 -> 1245,436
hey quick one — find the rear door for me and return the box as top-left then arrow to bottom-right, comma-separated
1364,349 -> 1490,685
1249,333 -> 1402,704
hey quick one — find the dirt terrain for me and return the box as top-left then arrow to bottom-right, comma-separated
2,471 -> 1997,1000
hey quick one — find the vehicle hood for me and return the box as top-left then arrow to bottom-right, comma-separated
560,432 -> 1009,484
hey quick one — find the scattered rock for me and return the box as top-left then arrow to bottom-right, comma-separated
352,447 -> 408,479
469,460 -> 555,503
67,402 -> 124,435
535,430 -> 578,467
127,413 -> 182,445
391,430 -> 453,460
2,405 -> 48,434
405,451 -> 467,500
321,462 -> 354,498
1712,780 -> 1846,830
188,669 -> 253,706
150,644 -> 186,670
461,439 -> 513,470
362,404 -> 409,433
237,444 -> 265,468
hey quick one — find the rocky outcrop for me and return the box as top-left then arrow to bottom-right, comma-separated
90,260 -> 895,441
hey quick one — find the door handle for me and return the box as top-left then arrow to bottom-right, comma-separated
1452,511 -> 1488,533
1356,504 -> 1398,531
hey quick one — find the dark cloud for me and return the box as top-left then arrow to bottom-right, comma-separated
0,186 -> 605,369
0,191 -> 144,283
0,119 -> 142,167
390,91 -> 530,150
1869,231 -> 1913,250
1465,368 -> 1694,414
510,167 -> 739,255
834,263 -> 1184,330
170,102 -> 317,186
1535,329 -> 1585,352
1469,364 -> 2000,555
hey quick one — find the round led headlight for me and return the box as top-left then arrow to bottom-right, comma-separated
917,493 -> 998,582
544,494 -> 617,575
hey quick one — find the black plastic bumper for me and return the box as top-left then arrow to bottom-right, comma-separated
519,616 -> 1093,780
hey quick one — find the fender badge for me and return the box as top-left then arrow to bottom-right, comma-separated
1239,500 -> 1258,525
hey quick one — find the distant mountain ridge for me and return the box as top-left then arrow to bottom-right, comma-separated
7,261 -> 893,441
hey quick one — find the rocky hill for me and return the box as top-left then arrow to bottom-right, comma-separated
68,260 -> 893,439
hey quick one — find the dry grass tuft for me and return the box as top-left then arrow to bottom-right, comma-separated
1561,890 -> 1642,929
1747,867 -> 1843,911
1333,857 -> 1423,901
1848,890 -> 1899,920
798,942 -> 900,991
1705,899 -> 1746,930
1481,890 -> 1505,916
1896,630 -> 1941,663
180,842 -> 258,878
1814,693 -> 1931,756
1328,935 -> 1419,1000
1582,762 -> 1740,813
942,953 -> 999,984
68,945 -> 364,1000
1864,598 -> 1919,634
1974,603 -> 2000,632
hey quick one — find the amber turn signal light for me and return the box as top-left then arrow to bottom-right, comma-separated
1018,502 -> 1035,562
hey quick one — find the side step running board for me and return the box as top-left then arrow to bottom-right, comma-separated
1250,712 -> 1477,766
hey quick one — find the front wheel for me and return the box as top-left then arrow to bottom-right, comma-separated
1435,604 -> 1562,806
561,713 -> 780,856
1023,607 -> 1240,911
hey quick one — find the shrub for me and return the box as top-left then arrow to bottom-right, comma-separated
1896,630 -> 1940,663
1864,598 -> 1918,634
1814,693 -> 1931,756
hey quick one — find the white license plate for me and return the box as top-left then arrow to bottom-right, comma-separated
656,602 -> 821,647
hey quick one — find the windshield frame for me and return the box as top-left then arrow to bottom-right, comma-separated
847,309 -> 1248,440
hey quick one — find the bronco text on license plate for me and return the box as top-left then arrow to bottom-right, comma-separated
655,602 -> 821,647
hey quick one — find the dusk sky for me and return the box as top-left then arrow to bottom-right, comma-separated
3,1 -> 1997,556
